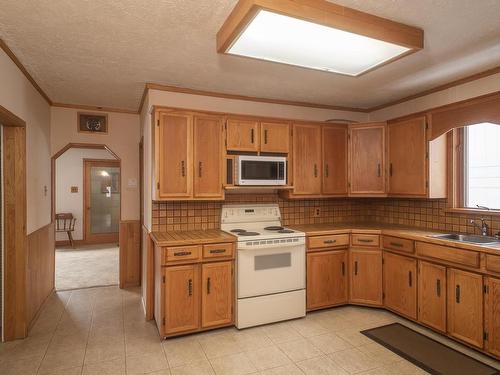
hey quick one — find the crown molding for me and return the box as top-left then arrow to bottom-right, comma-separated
51,102 -> 138,115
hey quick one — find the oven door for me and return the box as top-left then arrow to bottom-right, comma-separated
237,241 -> 305,298
237,156 -> 286,185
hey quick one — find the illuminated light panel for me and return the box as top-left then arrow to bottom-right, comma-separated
227,10 -> 410,76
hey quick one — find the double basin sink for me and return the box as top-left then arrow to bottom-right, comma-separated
430,233 -> 500,246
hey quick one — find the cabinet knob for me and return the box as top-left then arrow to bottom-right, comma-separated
250,128 -> 254,144
207,277 -> 211,294
456,284 -> 461,303
408,271 -> 413,287
354,261 -> 358,276
264,129 -> 268,144
188,279 -> 193,296
198,161 -> 203,178
436,279 -> 441,297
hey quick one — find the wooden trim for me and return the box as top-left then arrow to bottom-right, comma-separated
138,85 -> 149,115
142,225 -> 155,320
217,0 -> 423,52
0,38 -> 52,105
52,102 -> 138,115
0,105 -> 25,127
146,83 -> 369,112
444,208 -> 500,218
120,220 -> 141,288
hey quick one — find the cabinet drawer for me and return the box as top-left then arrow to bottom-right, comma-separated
416,242 -> 479,268
351,234 -> 379,247
382,235 -> 415,254
308,234 -> 349,250
486,254 -> 500,274
163,245 -> 202,264
203,243 -> 234,259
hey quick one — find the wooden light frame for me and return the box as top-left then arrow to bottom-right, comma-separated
217,0 -> 424,76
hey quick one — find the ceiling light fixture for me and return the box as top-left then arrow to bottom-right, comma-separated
217,0 -> 423,76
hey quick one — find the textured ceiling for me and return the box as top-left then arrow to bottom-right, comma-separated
1,0 -> 499,111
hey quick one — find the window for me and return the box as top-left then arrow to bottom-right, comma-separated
463,123 -> 500,209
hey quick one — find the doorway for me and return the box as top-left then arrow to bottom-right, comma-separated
53,145 -> 121,290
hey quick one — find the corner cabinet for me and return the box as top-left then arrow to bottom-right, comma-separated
154,110 -> 224,200
348,123 -> 386,196
387,116 -> 447,198
349,248 -> 383,306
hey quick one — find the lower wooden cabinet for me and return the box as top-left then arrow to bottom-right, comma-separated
485,277 -> 500,357
418,261 -> 446,332
307,250 -> 347,310
349,248 -> 383,305
201,261 -> 233,328
447,268 -> 484,348
383,252 -> 417,319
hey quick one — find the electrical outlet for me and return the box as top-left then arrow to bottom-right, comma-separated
312,207 -> 321,217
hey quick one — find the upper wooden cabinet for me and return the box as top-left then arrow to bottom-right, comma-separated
291,124 -> 322,195
226,118 -> 259,152
260,122 -> 290,153
348,123 -> 386,196
322,126 -> 348,195
154,110 -> 224,201
387,116 -> 447,198
193,115 -> 224,198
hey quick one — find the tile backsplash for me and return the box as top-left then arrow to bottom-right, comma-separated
152,194 -> 500,235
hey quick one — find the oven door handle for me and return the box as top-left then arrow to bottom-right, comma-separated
237,242 -> 305,251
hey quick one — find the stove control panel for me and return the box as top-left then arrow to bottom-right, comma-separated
221,204 -> 280,224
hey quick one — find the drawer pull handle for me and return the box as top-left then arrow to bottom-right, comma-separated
181,160 -> 185,177
389,242 -> 403,247
207,277 -> 211,294
456,285 -> 460,303
250,128 -> 254,143
264,129 -> 268,144
358,239 -> 373,243
188,279 -> 193,296
354,261 -> 358,276
174,251 -> 192,257
436,279 -> 441,297
209,249 -> 226,254
409,271 -> 413,287
341,261 -> 345,276
324,239 -> 337,244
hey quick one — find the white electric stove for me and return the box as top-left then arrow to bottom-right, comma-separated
221,204 -> 306,329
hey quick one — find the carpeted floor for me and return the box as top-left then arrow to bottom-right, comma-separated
55,244 -> 119,290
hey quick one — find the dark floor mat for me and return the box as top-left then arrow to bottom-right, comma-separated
361,323 -> 499,375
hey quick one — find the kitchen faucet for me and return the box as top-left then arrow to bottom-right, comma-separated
470,218 -> 489,236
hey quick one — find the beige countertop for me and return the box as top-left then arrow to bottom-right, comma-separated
151,230 -> 236,247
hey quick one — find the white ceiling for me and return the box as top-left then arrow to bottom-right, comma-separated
1,0 -> 499,111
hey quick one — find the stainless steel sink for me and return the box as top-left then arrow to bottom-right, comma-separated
430,233 -> 500,245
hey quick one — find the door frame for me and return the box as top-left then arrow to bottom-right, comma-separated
83,158 -> 121,244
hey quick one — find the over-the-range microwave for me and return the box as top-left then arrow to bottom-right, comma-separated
234,155 -> 287,186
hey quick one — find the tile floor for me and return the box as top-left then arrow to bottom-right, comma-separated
1,286 -> 498,375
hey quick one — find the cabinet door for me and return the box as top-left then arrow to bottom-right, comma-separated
292,124 -> 322,195
349,123 -> 386,195
418,261 -> 446,332
485,277 -> 500,357
388,117 -> 427,196
322,126 -> 348,195
261,122 -> 290,153
164,265 -> 199,335
226,119 -> 259,152
447,268 -> 483,348
307,250 -> 347,310
350,249 -> 383,305
201,261 -> 233,328
193,115 -> 223,198
383,252 -> 417,319
157,112 -> 192,198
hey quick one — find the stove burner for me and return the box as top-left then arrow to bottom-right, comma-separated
264,226 -> 284,231
278,229 -> 294,234
238,231 -> 260,236
230,229 -> 247,233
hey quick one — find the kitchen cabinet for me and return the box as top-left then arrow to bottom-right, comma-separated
260,122 -> 290,153
307,250 -> 347,310
383,251 -> 417,319
349,123 -> 386,196
193,115 -> 224,198
201,261 -> 233,328
418,261 -> 446,332
291,124 -> 322,195
447,268 -> 483,348
226,118 -> 259,152
387,116 -> 447,198
322,126 -> 348,195
485,277 -> 500,357
156,112 -> 192,199
349,248 -> 383,305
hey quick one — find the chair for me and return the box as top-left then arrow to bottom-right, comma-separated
55,213 -> 76,248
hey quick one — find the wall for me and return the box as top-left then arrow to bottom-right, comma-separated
51,107 -> 141,221
55,148 -> 117,241
0,48 -> 51,233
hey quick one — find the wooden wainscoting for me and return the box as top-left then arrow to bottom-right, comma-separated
26,222 -> 55,329
142,226 -> 155,320
120,220 -> 141,288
